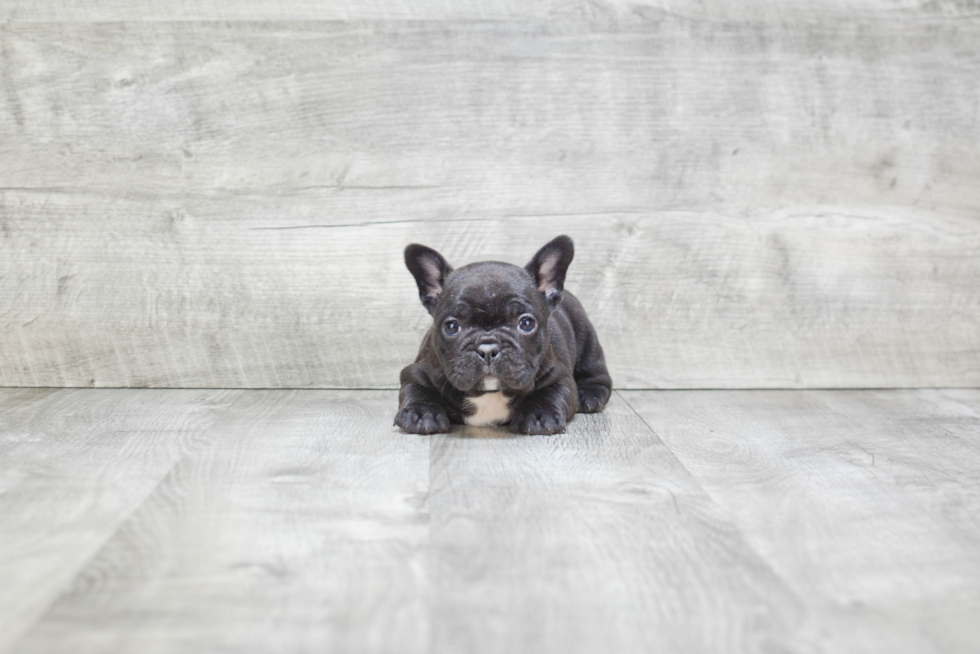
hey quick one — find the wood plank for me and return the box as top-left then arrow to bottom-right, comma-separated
428,393 -> 807,653
11,390 -> 430,654
2,21 -> 977,210
938,388 -> 980,415
2,194 -> 978,389
3,0 -> 978,23
0,0 -> 580,22
0,388 -> 241,654
621,389 -> 980,654
2,20 -> 978,389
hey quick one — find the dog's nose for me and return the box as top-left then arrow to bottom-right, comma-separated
476,343 -> 500,363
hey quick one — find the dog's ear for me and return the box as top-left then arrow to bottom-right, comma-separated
525,235 -> 574,309
405,244 -> 453,314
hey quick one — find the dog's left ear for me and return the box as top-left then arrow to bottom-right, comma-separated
525,235 -> 574,309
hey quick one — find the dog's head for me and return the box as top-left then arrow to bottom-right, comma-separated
404,235 -> 574,394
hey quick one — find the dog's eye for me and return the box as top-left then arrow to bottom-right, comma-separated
443,319 -> 460,337
518,315 -> 536,333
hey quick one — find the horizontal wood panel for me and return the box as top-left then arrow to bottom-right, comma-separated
2,191 -> 978,388
4,0 -> 566,22
1,21 -> 977,211
3,0 -> 979,22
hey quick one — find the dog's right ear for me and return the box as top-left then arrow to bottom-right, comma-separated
404,244 -> 453,314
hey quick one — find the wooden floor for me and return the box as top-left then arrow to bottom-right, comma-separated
1,388 -> 978,653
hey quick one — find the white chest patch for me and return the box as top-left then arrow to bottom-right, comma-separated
463,391 -> 512,426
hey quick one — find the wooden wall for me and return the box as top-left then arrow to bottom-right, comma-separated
1,6 -> 978,389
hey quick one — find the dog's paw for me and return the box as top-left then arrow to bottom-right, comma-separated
577,384 -> 610,414
394,404 -> 451,434
511,407 -> 566,435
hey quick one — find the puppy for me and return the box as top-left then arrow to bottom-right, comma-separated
395,235 -> 612,435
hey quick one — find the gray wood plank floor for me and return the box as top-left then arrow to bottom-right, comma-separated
3,388 -> 978,653
0,389 -> 243,652
621,389 -> 980,654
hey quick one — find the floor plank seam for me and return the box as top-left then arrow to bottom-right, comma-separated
3,390 -> 248,653
613,388 -> 816,615
5,466 -> 178,652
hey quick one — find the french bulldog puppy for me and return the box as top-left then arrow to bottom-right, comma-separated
395,235 -> 612,435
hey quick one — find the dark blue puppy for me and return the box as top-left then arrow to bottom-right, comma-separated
395,235 -> 612,435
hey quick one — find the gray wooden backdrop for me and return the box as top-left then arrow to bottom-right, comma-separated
2,4 -> 979,389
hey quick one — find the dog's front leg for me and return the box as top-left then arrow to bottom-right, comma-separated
509,380 -> 577,435
395,364 -> 452,434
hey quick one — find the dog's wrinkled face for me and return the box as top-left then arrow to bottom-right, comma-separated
431,262 -> 549,394
404,236 -> 574,396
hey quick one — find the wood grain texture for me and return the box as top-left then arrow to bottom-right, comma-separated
2,21 -> 977,208
2,20 -> 979,388
0,0 -> 571,21
2,197 -> 978,389
621,388 -> 980,654
0,388 -> 241,654
428,394 -> 806,654
3,388 -> 980,652
11,390 -> 430,654
3,0 -> 979,22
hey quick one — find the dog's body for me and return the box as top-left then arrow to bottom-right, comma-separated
395,236 -> 612,435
